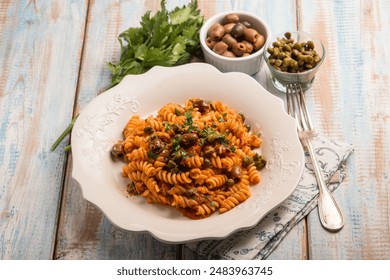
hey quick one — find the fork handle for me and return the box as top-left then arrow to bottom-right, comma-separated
304,138 -> 345,232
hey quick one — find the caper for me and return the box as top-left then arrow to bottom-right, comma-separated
306,40 -> 315,50
282,57 -> 292,67
267,32 -> 321,73
231,22 -> 246,38
274,59 -> 283,67
305,63 -> 313,69
225,179 -> 235,187
273,40 -> 282,48
293,42 -> 302,51
242,156 -> 254,166
278,52 -> 287,60
207,133 -> 216,143
203,158 -> 211,167
167,160 -> 176,169
254,156 -> 267,170
282,44 -> 292,52
172,151 -> 185,161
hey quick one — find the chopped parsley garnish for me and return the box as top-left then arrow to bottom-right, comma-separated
175,108 -> 182,116
147,151 -> 158,160
163,121 -> 171,132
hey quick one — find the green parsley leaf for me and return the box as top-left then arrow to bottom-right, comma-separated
147,151 -> 158,160
108,0 -> 204,88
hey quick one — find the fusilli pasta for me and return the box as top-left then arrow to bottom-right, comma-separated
112,98 -> 267,219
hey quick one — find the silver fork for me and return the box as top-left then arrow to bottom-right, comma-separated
286,83 -> 344,232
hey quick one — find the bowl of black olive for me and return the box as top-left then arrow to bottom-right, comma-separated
200,11 -> 271,75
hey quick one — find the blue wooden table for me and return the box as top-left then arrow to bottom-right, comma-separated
1,0 -> 389,260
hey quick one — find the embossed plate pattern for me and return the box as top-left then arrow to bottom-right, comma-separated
71,63 -> 304,243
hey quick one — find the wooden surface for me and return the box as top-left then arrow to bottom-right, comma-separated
0,0 -> 389,260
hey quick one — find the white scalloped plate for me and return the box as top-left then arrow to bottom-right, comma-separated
71,63 -> 304,243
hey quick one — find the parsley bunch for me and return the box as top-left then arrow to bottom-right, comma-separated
51,0 -> 204,152
107,0 -> 204,88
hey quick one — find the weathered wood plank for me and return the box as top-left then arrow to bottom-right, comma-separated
301,0 -> 390,259
54,0 -> 180,260
0,0 -> 88,259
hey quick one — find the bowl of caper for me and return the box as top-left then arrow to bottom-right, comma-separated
200,11 -> 271,75
264,31 -> 325,91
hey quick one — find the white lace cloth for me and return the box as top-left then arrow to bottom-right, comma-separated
186,135 -> 354,259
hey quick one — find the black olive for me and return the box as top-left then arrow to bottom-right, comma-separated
144,126 -> 154,134
167,160 -> 176,169
230,166 -> 243,182
231,22 -> 246,38
193,99 -> 210,113
241,20 -> 252,28
203,145 -> 215,156
181,133 -> 198,147
111,142 -> 124,157
217,144 -> 228,156
172,123 -> 181,134
203,158 -> 211,167
149,138 -> 164,153
160,149 -> 170,158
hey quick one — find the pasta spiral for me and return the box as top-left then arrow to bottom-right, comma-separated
112,98 -> 266,219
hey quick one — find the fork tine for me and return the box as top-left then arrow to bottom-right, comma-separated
297,84 -> 314,131
287,84 -> 304,131
294,84 -> 310,131
286,84 -> 292,115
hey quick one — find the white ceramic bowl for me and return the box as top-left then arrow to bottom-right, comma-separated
200,11 -> 271,75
